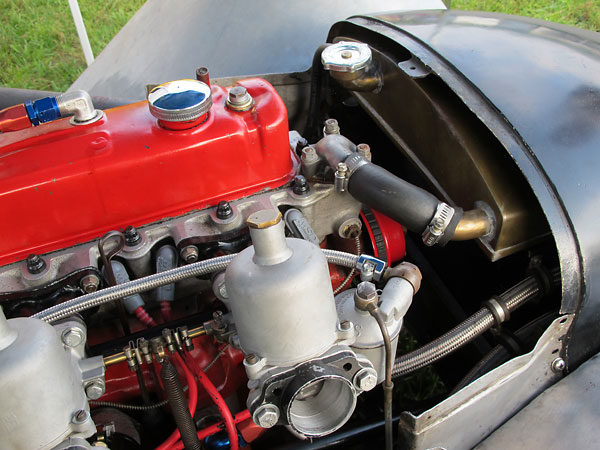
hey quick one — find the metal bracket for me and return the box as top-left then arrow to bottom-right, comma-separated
356,255 -> 387,282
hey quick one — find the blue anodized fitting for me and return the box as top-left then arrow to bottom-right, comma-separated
24,96 -> 61,126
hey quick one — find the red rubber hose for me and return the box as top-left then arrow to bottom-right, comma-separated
182,351 -> 239,450
170,410 -> 251,450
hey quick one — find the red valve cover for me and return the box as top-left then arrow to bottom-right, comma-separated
0,78 -> 294,265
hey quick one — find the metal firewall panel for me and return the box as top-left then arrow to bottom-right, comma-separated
396,315 -> 573,450
476,350 -> 600,450
0,78 -> 293,265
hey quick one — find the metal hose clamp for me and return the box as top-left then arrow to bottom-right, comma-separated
422,203 -> 455,246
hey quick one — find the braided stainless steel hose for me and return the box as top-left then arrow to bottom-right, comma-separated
33,250 -> 359,324
392,272 -> 551,378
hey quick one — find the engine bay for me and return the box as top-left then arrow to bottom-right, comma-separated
0,37 -> 565,450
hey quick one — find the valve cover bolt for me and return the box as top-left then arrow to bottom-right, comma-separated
216,200 -> 233,220
124,226 -> 142,246
227,86 -> 254,111
293,175 -> 310,195
26,254 -> 46,274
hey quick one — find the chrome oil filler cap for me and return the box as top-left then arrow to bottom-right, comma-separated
148,79 -> 212,123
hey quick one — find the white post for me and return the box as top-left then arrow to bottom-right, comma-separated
67,0 -> 95,67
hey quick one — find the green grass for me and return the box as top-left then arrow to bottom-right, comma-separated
452,0 -> 600,31
0,0 -> 145,91
0,0 -> 598,92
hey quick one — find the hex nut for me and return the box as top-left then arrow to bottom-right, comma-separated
254,404 -> 280,428
180,245 -> 199,263
26,254 -> 46,274
80,274 -> 100,293
354,368 -> 378,391
216,200 -> 233,220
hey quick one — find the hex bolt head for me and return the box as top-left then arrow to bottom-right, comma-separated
293,175 -> 310,195
356,281 -> 377,301
218,282 -> 228,299
551,357 -> 566,373
124,226 -> 142,246
324,118 -> 340,135
26,254 -> 46,274
61,327 -> 85,347
354,368 -> 378,391
180,245 -> 199,263
254,404 -> 280,428
354,281 -> 378,311
85,380 -> 106,400
227,86 -> 253,111
216,200 -> 233,220
80,274 -> 100,293
229,86 -> 247,101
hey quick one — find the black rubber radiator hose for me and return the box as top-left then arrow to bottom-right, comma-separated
314,134 -> 464,243
348,163 -> 445,234
161,357 -> 202,450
